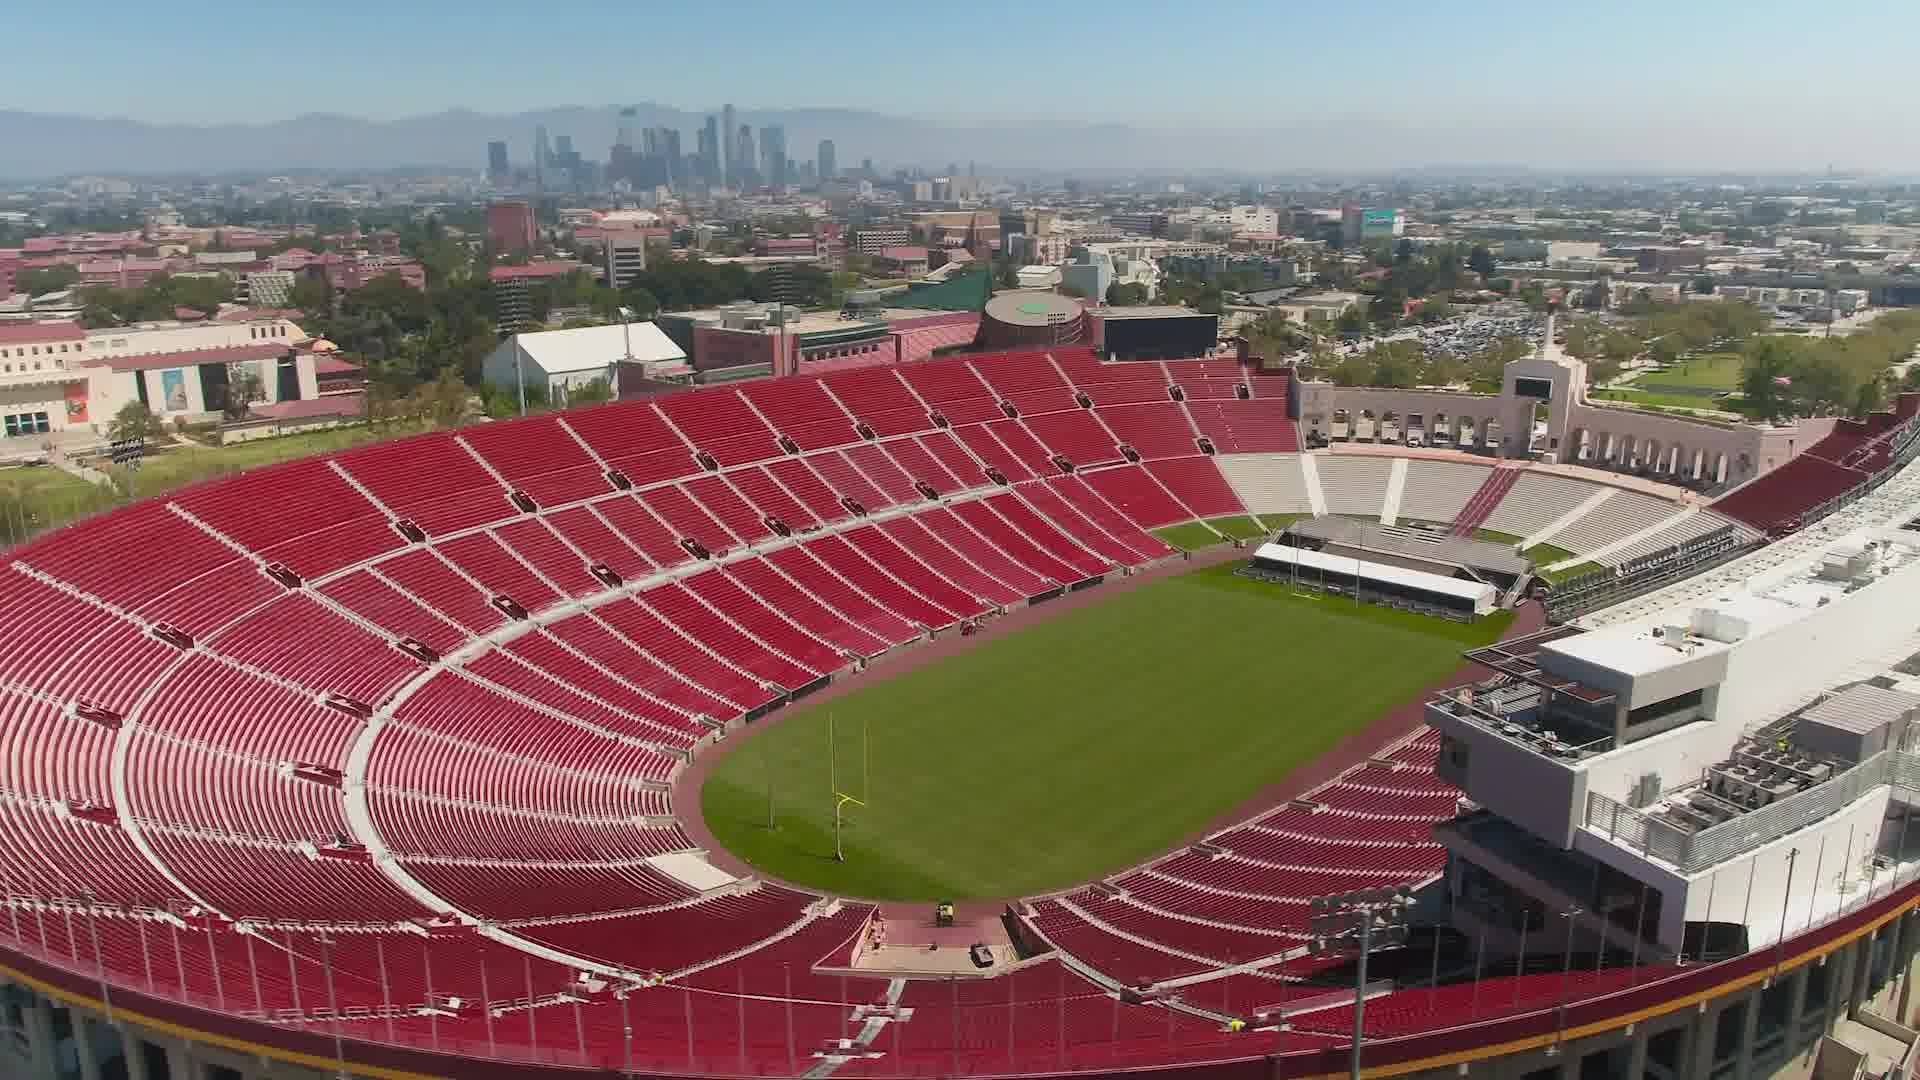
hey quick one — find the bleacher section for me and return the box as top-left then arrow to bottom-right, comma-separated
1187,399 -> 1301,453
1712,453 -> 1871,534
1214,454 -> 1315,516
1312,455 -> 1397,518
1710,392 -> 1920,534
1599,509 -> 1750,567
1477,472 -> 1600,538
1543,488 -> 1681,557
1208,454 -> 1727,571
1448,466 -> 1520,536
1394,460 -> 1493,526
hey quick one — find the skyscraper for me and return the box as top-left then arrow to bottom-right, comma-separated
817,139 -> 836,181
736,125 -> 755,187
699,115 -> 720,186
637,126 -> 682,189
615,107 -> 637,153
759,125 -> 787,187
486,141 -> 509,182
533,125 -> 551,188
720,104 -> 736,185
662,127 -> 682,186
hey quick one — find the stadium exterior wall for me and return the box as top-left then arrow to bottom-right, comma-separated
4,878 -> 1919,1078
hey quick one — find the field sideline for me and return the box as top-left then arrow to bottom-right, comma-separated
701,562 -> 1512,901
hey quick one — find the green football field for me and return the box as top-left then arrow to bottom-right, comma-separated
701,563 -> 1512,901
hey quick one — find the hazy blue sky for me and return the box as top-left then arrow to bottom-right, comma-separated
7,0 -> 1919,169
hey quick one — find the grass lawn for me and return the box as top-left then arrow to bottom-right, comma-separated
1540,561 -> 1606,584
1251,512 -> 1312,534
1151,515 -> 1273,549
1208,515 -> 1270,540
1634,352 -> 1744,392
1150,521 -> 1224,550
1588,388 -> 1734,413
1473,529 -> 1526,547
702,562 -> 1511,901
1522,542 -> 1578,566
0,466 -> 122,545
104,421 -> 431,496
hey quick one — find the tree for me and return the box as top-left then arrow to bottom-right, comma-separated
222,362 -> 266,421
1369,289 -> 1405,326
1058,283 -> 1088,299
1692,275 -> 1715,295
1105,282 -> 1150,306
620,285 -> 661,320
1243,310 -> 1309,360
1329,354 -> 1372,386
1418,296 -> 1453,324
1367,342 -> 1422,387
1741,337 -> 1797,422
107,401 -> 164,446
1466,245 -> 1497,277
564,378 -> 614,407
17,265 -> 79,296
289,276 -> 333,319
412,366 -> 472,427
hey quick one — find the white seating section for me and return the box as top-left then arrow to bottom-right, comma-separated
1546,489 -> 1684,556
1214,453 -> 1715,568
1478,472 -> 1601,538
1394,460 -> 1494,526
1312,456 -> 1397,518
1597,508 -> 1751,567
1213,454 -> 1314,516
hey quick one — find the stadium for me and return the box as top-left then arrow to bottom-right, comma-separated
4,325 -> 1920,1080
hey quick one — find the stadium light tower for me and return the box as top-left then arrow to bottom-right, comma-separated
1309,886 -> 1412,1080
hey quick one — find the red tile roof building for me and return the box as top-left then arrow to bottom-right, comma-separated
487,200 -> 538,254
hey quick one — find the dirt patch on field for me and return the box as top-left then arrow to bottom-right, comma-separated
671,551 -> 1544,923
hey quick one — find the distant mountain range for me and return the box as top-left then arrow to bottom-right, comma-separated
1,104 -> 1234,179
0,105 -> 1509,180
0,105 -> 1893,180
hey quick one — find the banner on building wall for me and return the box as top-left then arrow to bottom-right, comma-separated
63,383 -> 87,423
160,368 -> 188,412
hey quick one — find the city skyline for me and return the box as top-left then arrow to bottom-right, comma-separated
6,0 -> 1920,172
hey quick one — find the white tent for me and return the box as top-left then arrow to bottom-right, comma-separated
481,322 -> 689,398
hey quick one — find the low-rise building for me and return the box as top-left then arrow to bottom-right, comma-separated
1266,290 -> 1363,325
655,303 -> 895,379
0,321 -> 90,436
245,271 -> 297,308
849,227 -> 910,255
873,246 -> 929,277
79,317 -> 315,427
601,230 -> 650,289
489,261 -> 588,334
481,322 -> 689,403
1015,265 -> 1061,290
